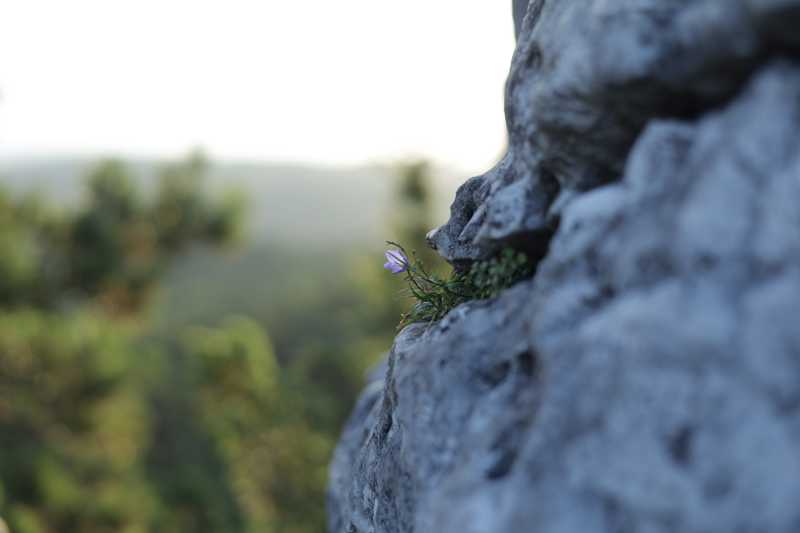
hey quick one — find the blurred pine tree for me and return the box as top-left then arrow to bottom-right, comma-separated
0,153 -> 248,533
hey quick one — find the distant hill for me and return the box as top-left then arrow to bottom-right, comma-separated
0,156 -> 460,248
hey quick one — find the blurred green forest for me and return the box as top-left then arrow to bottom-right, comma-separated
0,154 -> 445,533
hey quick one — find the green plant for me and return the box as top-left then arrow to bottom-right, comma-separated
464,247 -> 535,300
386,242 -> 534,327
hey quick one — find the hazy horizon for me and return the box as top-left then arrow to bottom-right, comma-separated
0,154 -> 460,248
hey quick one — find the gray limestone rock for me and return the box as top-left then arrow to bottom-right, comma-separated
513,0 -> 530,40
329,2 -> 800,532
429,0 -> 800,264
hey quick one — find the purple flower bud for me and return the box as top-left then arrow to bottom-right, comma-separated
383,249 -> 409,274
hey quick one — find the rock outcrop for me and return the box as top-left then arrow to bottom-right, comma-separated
329,1 -> 800,532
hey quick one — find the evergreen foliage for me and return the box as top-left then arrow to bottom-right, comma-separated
0,153 -> 254,533
0,155 -> 434,533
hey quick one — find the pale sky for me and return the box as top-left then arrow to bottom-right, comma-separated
0,1 -> 515,174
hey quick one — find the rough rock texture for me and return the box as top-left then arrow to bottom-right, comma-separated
513,0 -> 529,39
329,2 -> 800,532
428,0 -> 800,265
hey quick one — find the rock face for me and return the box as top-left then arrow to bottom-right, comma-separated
329,2 -> 800,532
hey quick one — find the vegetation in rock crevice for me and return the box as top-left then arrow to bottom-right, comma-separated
388,244 -> 535,327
